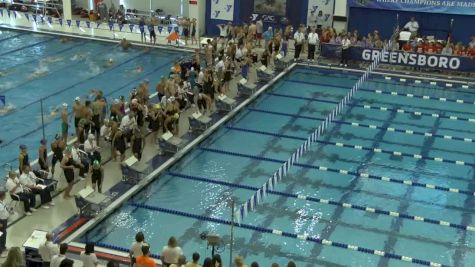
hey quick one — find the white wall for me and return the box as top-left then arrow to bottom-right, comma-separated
120,0 -> 184,16
333,0 -> 347,33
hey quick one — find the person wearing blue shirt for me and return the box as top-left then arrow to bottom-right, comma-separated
263,27 -> 274,50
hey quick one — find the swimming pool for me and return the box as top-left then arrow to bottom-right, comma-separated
0,29 -> 186,177
78,66 -> 475,266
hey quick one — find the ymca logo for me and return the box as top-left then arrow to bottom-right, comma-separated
214,0 -> 219,4
324,0 -> 331,5
251,13 -> 259,21
214,10 -> 221,18
312,5 -> 318,12
262,15 -> 276,23
324,14 -> 331,21
226,4 -> 233,12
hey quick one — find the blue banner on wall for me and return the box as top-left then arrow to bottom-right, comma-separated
321,43 -> 475,72
348,0 -> 475,15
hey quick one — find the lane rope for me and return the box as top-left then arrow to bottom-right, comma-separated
128,203 -> 449,267
200,145 -> 475,197
267,92 -> 475,123
284,78 -> 475,105
167,172 -> 475,232
248,108 -> 475,143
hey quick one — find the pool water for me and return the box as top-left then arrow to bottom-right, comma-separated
0,29 -> 185,176
80,67 -> 475,266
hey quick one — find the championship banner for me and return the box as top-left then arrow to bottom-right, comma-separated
86,21 -> 90,28
67,19 -> 71,27
76,20 -> 80,28
349,0 -> 475,15
211,0 -> 234,21
320,43 -> 475,72
307,0 -> 335,28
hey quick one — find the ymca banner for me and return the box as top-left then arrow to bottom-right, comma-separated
307,0 -> 335,28
348,0 -> 475,15
211,0 -> 234,21
321,43 -> 475,72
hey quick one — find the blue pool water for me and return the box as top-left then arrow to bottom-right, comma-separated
80,66 -> 475,266
0,29 -> 185,176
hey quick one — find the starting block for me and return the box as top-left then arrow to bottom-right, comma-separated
238,78 -> 257,96
74,187 -> 109,218
190,111 -> 212,131
121,156 -> 147,183
216,94 -> 236,111
257,65 -> 274,82
159,131 -> 184,154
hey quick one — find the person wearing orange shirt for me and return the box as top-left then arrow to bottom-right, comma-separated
135,246 -> 156,267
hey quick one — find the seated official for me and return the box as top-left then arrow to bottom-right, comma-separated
403,17 -> 419,38
19,165 -> 54,208
5,171 -> 36,216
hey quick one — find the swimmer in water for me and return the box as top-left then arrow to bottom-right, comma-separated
104,58 -> 114,68
42,56 -> 63,64
127,66 -> 144,76
0,68 -> 15,77
120,38 -> 130,51
71,54 -> 85,61
28,62 -> 49,80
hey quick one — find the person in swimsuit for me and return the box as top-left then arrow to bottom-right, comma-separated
91,98 -> 105,140
51,135 -> 65,175
112,129 -> 126,162
73,97 -> 83,138
38,139 -> 49,172
191,18 -> 197,45
60,146 -> 82,198
18,144 -> 30,174
89,160 -> 104,193
131,128 -> 145,161
148,24 -> 156,45
61,103 -> 69,142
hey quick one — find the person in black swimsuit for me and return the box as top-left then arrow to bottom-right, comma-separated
60,146 -> 82,198
90,160 -> 104,193
112,129 -> 126,162
18,144 -> 30,175
38,139 -> 49,172
149,24 -> 156,45
131,128 -> 145,161
51,135 -> 65,175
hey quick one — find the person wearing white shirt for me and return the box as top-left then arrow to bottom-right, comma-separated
84,134 -> 101,163
50,243 -> 69,267
80,243 -> 98,267
19,165 -> 53,208
293,27 -> 305,61
340,34 -> 351,67
0,191 -> 12,257
307,28 -> 319,62
38,232 -> 59,267
217,24 -> 229,39
5,171 -> 36,215
235,45 -> 243,62
100,119 -> 111,142
129,232 -> 147,267
161,236 -> 183,266
404,17 -> 419,37
120,112 -> 137,133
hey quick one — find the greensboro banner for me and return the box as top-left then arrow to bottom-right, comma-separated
348,0 -> 475,15
321,44 -> 475,72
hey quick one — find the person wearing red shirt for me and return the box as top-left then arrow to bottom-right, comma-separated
425,41 -> 436,54
435,42 -> 444,54
416,40 -> 425,53
466,47 -> 475,57
454,43 -> 466,56
402,41 -> 413,52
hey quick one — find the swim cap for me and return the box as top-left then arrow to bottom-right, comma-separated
75,96 -> 80,101
40,139 -> 47,145
62,103 -> 68,108
93,160 -> 100,167
65,145 -> 73,153
174,113 -> 179,119
88,134 -> 95,140
154,104 -> 161,109
113,99 -> 120,104
144,79 -> 149,83
19,144 -> 27,150
131,98 -> 138,104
